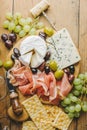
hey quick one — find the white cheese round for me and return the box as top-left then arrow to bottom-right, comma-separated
19,36 -> 47,68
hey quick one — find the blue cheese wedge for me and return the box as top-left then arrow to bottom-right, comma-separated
47,28 -> 81,69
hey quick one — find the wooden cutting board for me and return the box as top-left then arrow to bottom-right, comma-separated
7,35 -> 80,103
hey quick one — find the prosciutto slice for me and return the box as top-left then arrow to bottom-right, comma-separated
7,60 -> 72,104
56,73 -> 72,99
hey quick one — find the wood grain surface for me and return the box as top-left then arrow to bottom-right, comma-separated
0,0 -> 87,130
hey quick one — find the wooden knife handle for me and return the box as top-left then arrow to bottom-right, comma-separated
10,92 -> 23,116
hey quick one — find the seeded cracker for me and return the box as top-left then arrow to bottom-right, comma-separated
22,95 -> 44,118
52,110 -> 72,130
22,95 -> 55,130
22,121 -> 38,130
44,105 -> 72,130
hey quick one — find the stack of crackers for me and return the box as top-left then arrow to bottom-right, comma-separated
22,95 -> 72,130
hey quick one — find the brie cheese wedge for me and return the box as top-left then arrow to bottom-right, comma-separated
31,51 -> 44,68
19,36 -> 47,68
19,52 -> 32,66
20,36 -> 47,58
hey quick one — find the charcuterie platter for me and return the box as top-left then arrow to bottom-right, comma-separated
5,26 -> 82,129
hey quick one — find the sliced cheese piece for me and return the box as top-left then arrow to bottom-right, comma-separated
47,28 -> 81,69
20,36 -> 47,58
31,51 -> 44,68
19,52 -> 32,66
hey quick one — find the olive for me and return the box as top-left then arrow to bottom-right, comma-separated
3,60 -> 14,70
11,54 -> 16,61
64,68 -> 70,77
1,34 -> 8,42
13,48 -> 21,58
39,32 -> 47,40
69,65 -> 75,74
44,66 -> 50,74
44,51 -> 51,61
31,68 -> 37,74
68,74 -> 74,84
5,40 -> 13,49
9,33 -> 17,42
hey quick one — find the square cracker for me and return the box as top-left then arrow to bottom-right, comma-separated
22,121 -> 38,130
52,110 -> 72,130
22,95 -> 45,117
32,110 -> 55,130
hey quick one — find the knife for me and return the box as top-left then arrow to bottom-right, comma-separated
6,73 -> 23,116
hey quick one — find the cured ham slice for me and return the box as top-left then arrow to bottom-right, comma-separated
56,73 -> 72,99
7,60 -> 72,105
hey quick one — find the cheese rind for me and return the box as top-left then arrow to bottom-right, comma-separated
47,28 -> 81,69
19,52 -> 32,66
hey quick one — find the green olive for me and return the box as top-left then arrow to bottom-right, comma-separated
44,27 -> 54,36
3,60 -> 14,70
54,70 -> 64,80
49,60 -> 57,71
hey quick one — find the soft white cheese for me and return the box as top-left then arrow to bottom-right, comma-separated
31,51 -> 44,68
19,52 -> 32,66
20,36 -> 47,58
19,36 -> 47,68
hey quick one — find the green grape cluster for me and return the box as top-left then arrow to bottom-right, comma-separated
3,12 -> 44,38
61,72 -> 87,119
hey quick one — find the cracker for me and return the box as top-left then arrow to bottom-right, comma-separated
32,110 -> 55,130
22,95 -> 55,130
22,95 -> 45,117
53,110 -> 72,130
22,121 -> 38,130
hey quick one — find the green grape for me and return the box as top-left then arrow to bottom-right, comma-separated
73,78 -> 82,86
74,84 -> 83,91
70,96 -> 78,103
49,60 -> 57,71
75,104 -> 81,112
23,25 -> 30,33
81,87 -> 86,94
82,104 -> 87,112
68,113 -> 74,119
19,30 -> 26,38
8,22 -> 15,31
74,112 -> 80,118
36,22 -> 44,29
14,18 -> 19,25
29,28 -> 36,35
54,70 -> 64,80
61,101 -> 67,107
6,12 -> 13,21
26,17 -> 32,25
14,25 -> 22,33
68,106 -> 75,113
77,98 -> 81,104
67,93 -> 74,98
19,18 -> 26,26
73,90 -> 80,96
64,107 -> 69,113
14,12 -> 22,20
78,73 -> 85,80
3,20 -> 10,29
63,97 -> 71,105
